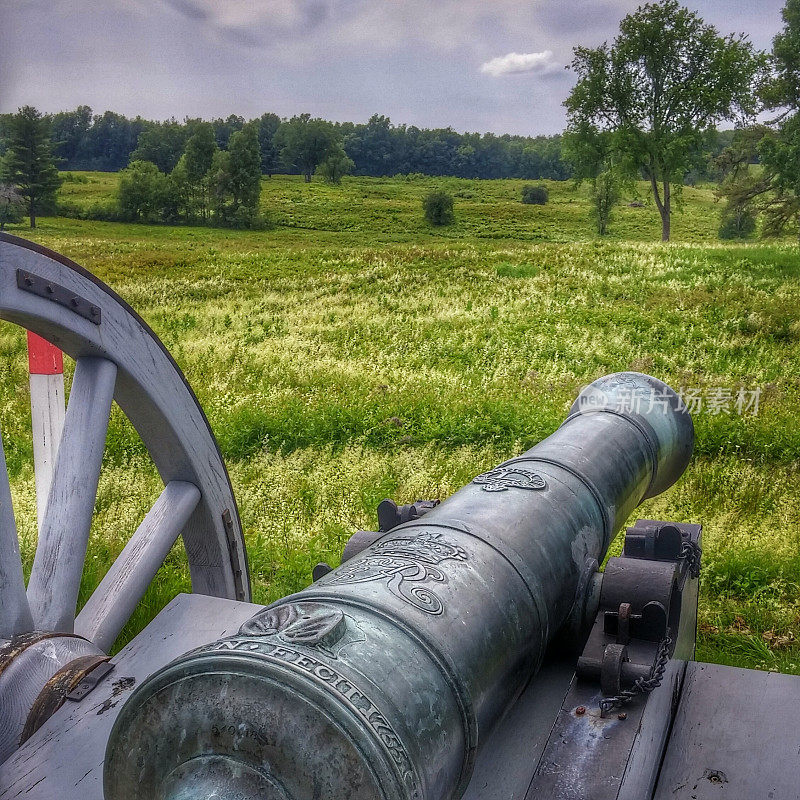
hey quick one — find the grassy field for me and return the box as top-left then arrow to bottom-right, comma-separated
2,171 -> 799,674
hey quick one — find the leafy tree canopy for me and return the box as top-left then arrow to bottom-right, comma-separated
316,144 -> 354,184
276,114 -> 338,182
564,0 -> 765,240
716,0 -> 800,239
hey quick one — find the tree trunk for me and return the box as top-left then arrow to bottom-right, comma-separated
647,167 -> 670,242
304,172 -> 312,183
29,209 -> 36,229
661,180 -> 671,242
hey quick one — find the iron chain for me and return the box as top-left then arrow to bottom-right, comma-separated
599,636 -> 673,715
680,537 -> 702,579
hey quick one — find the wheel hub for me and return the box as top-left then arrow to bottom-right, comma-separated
0,632 -> 106,762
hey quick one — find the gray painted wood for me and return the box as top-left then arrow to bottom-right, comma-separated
463,656 -> 575,800
617,537 -> 700,800
75,481 -> 201,651
29,372 -> 65,531
27,357 -> 117,633
654,661 -> 800,800
0,429 -> 33,638
526,537 -> 701,800
0,234 -> 249,602
0,594 -> 263,798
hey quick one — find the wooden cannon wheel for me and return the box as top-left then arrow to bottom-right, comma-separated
0,233 -> 250,760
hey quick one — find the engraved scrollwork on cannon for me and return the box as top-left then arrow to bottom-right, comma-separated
321,532 -> 467,615
240,602 -> 347,645
238,601 -> 366,658
473,467 -> 547,492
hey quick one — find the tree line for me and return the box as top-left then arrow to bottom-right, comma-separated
3,0 -> 799,239
0,108 -> 573,181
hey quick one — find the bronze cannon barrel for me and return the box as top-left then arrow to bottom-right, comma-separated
104,372 -> 693,800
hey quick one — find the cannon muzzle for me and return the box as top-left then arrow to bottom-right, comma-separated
104,372 -> 693,800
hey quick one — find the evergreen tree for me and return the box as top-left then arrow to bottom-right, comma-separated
0,106 -> 62,228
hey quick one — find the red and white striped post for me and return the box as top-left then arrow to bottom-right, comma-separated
27,332 -> 66,530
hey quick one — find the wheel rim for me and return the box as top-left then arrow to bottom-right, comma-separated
0,232 -> 250,755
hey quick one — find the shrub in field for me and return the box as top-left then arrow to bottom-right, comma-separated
316,144 -> 355,184
719,204 -> 757,239
61,172 -> 90,184
0,184 -> 24,230
117,160 -> 169,222
521,184 -> 548,205
589,170 -> 621,235
423,190 -> 455,225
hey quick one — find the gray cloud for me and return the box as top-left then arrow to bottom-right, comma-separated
0,0 -> 788,136
161,0 -> 209,22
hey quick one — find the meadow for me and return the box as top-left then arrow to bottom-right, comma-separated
2,171 -> 799,673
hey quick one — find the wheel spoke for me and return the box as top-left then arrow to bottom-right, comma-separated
27,357 -> 117,632
75,481 -> 200,651
0,428 -> 34,638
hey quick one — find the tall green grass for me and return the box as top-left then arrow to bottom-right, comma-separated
1,173 -> 798,670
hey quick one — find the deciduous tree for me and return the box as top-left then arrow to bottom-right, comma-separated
276,114 -> 337,182
316,144 -> 354,184
258,113 -> 281,176
565,0 -> 764,241
716,0 -> 800,239
227,122 -> 262,217
117,160 -> 167,222
182,122 -> 218,219
759,0 -> 800,238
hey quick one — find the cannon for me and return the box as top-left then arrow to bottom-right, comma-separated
1,233 -> 799,800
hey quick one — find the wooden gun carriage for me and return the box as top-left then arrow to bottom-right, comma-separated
0,233 -> 798,800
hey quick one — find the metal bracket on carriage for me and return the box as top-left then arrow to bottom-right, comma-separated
311,497 -> 441,581
222,508 -> 248,602
526,520 -> 702,800
376,497 -> 440,532
16,269 -> 102,325
575,519 -> 703,711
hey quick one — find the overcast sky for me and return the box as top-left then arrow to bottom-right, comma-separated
0,0 -> 787,136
